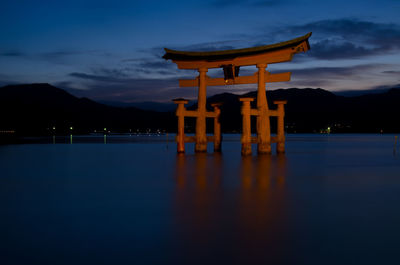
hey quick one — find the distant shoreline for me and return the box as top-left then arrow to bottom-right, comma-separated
2,132 -> 399,146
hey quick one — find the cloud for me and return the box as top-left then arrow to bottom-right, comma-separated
137,61 -> 171,69
69,68 -> 177,87
44,50 -> 114,64
371,83 -> 400,90
0,51 -> 25,57
41,50 -> 85,58
382,70 -> 400,75
307,40 -> 375,60
288,19 -> 400,40
91,67 -> 131,78
121,57 -> 196,78
69,68 -> 188,86
288,64 -> 377,79
267,64 -> 382,89
287,79 -> 331,88
69,72 -> 131,83
65,72 -> 191,102
283,19 -> 400,60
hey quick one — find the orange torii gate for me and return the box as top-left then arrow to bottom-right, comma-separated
163,32 -> 311,155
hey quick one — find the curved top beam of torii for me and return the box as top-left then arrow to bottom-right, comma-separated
163,32 -> 311,70
163,32 -> 311,87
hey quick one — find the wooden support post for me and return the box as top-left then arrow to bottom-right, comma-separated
256,64 -> 271,154
195,68 -> 208,152
173,99 -> 189,153
240,97 -> 254,156
274,100 -> 287,153
211,103 -> 222,152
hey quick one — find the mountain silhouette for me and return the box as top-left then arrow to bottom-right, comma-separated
0,83 -> 175,135
206,87 -> 400,133
1,83 -> 400,137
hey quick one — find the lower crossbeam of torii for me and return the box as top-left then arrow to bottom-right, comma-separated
163,32 -> 311,155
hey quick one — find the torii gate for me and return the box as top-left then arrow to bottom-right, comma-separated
163,32 -> 311,155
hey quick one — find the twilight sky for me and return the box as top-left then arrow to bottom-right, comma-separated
1,0 -> 400,102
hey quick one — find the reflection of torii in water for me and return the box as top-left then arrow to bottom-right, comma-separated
163,32 -> 311,155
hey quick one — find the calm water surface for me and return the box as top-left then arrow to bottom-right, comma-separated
1,134 -> 400,265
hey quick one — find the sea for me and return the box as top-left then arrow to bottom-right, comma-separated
1,134 -> 400,265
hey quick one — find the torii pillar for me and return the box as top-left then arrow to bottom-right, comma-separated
196,68 -> 208,152
256,63 -> 271,154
